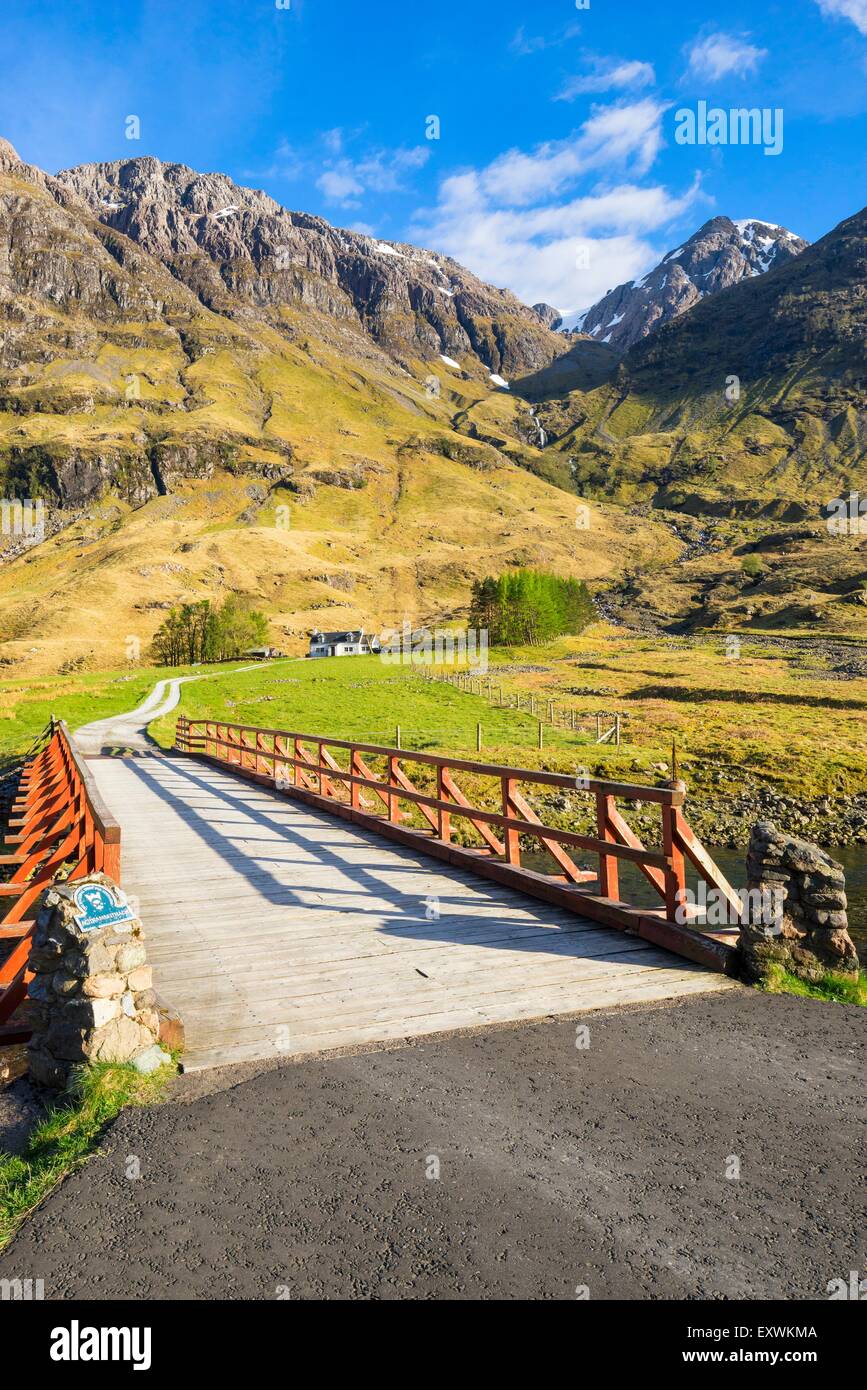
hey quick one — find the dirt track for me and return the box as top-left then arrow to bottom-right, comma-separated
0,990 -> 863,1300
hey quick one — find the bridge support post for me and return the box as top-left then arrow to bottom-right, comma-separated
662,805 -> 687,921
501,777 -> 520,866
350,750 -> 362,809
740,823 -> 859,985
437,765 -> 450,842
595,792 -> 619,900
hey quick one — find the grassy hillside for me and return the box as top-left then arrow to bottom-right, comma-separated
541,209 -> 867,519
0,440 -> 679,674
0,156 -> 682,673
2,149 -> 864,661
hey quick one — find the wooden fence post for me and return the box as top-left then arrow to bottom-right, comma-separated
501,777 -> 520,866
595,791 -> 619,901
662,804 -> 687,922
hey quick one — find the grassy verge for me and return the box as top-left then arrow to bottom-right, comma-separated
0,1060 -> 174,1251
760,965 -> 867,1007
0,659 -> 259,765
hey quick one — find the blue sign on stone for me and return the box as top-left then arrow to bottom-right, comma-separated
71,884 -> 136,933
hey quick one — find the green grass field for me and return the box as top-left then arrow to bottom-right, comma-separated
0,667 -> 163,764
2,627 -> 864,808
147,655 -> 590,761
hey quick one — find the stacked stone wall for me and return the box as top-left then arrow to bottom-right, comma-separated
27,873 -> 180,1087
740,822 -> 859,984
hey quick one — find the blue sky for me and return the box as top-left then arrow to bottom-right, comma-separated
1,0 -> 866,313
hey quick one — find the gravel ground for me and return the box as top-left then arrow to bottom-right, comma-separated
0,989 -> 863,1301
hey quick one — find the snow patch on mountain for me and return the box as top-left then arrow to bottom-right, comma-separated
563,215 -> 808,353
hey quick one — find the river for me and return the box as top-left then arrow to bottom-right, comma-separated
524,845 -> 867,960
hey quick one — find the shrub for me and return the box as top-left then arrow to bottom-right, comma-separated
469,569 -> 594,646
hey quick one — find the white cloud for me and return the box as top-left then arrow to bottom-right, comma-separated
557,57 -> 656,100
478,98 -> 668,208
815,0 -> 867,34
316,145 -> 430,206
241,138 -> 305,182
409,101 -> 702,315
510,22 -> 581,56
317,168 -> 364,201
686,32 -> 767,80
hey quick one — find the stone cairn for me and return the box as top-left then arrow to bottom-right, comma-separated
27,872 -> 183,1089
740,822 -> 859,985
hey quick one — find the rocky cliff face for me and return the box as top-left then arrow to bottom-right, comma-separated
55,156 -> 562,375
0,136 -> 576,522
531,302 -> 563,330
573,216 -> 808,352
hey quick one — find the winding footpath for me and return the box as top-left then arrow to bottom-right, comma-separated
74,663 -> 277,755
74,674 -> 201,755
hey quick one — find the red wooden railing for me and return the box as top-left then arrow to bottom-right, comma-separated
0,719 -> 121,1041
176,716 -> 740,973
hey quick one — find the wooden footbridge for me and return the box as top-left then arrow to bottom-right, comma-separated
0,716 -> 741,1071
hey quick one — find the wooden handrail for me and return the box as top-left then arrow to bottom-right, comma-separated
0,720 -> 123,1037
185,731 -> 670,869
179,718 -> 685,804
51,719 -> 121,846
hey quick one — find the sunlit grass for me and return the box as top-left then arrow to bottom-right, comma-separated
0,1060 -> 174,1251
759,965 -> 866,1008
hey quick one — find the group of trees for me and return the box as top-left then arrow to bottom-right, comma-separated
151,595 -> 269,666
469,568 -> 593,646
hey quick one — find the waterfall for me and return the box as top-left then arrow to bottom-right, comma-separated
527,407 -> 546,448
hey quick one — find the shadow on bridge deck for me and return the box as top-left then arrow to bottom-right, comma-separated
86,753 -> 736,1071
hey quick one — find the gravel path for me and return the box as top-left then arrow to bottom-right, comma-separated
73,662 -> 293,754
0,990 -> 862,1300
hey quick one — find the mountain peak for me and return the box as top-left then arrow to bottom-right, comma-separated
572,215 -> 808,351
0,138 -> 22,172
53,154 -> 563,376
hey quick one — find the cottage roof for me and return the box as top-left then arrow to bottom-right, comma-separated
311,630 -> 365,644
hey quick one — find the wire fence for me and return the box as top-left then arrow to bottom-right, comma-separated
417,670 -> 627,745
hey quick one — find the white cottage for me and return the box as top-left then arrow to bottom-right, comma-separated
308,629 -> 380,658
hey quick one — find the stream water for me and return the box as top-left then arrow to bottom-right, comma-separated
525,845 -> 867,959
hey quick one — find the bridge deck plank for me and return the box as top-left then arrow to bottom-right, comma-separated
87,755 -> 736,1071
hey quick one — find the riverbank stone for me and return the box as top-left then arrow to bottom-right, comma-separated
740,824 -> 859,984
